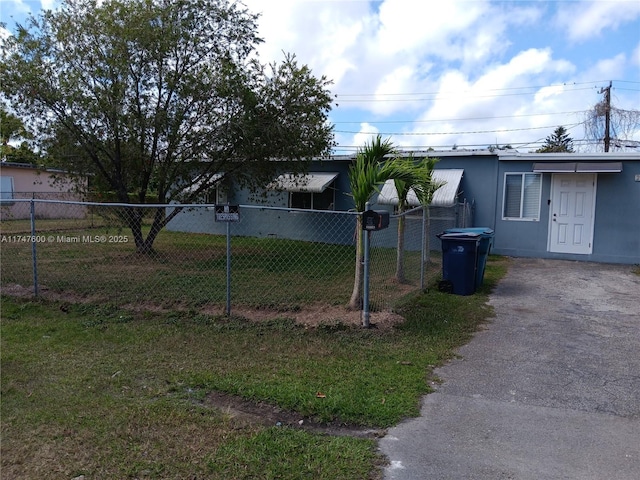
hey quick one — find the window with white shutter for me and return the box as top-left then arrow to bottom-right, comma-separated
502,173 -> 541,220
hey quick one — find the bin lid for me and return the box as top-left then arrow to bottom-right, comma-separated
437,232 -> 482,240
444,227 -> 494,235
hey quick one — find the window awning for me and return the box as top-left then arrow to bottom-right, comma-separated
269,172 -> 339,193
532,162 -> 576,173
533,162 -> 623,173
377,169 -> 464,207
182,173 -> 224,193
576,162 -> 623,173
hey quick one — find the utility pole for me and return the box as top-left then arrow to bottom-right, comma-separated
598,81 -> 612,152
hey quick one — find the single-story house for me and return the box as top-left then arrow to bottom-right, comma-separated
166,150 -> 640,265
489,151 -> 638,265
167,153 -> 467,247
0,162 -> 87,219
383,150 -> 639,264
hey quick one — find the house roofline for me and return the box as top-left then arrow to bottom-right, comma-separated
0,161 -> 78,175
398,149 -> 502,157
498,152 -> 640,161
322,149 -> 502,162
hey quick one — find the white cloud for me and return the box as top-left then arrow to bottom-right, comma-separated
481,48 -> 574,86
393,47 -> 587,150
555,0 -> 640,42
370,65 -> 421,115
243,0 -> 373,86
534,85 -> 568,103
304,0 -> 552,122
352,123 -> 381,148
631,42 -> 640,68
582,53 -> 628,80
375,0 -> 488,56
425,49 -> 574,120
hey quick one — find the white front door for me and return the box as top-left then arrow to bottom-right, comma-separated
548,174 -> 596,254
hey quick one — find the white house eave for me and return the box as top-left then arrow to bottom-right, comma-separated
499,152 -> 640,162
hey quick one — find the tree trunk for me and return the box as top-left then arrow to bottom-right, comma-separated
422,205 -> 431,265
124,205 -> 183,255
124,207 -> 146,253
137,207 -> 166,254
348,216 -> 364,310
395,211 -> 405,283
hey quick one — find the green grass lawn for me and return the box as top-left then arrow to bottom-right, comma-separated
1,256 -> 508,479
0,219 -> 441,312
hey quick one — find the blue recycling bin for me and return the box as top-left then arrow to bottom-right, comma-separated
437,232 -> 481,296
444,227 -> 494,288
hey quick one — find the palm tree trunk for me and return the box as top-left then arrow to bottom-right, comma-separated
348,217 -> 364,310
423,205 -> 431,264
395,213 -> 405,282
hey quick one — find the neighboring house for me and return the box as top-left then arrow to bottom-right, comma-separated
166,156 -> 360,244
166,154 -> 467,246
0,162 -> 86,219
167,150 -> 640,265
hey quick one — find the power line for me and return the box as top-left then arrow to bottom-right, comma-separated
332,122 -> 593,152
336,87 -> 596,102
335,84 -> 605,102
331,137 -> 604,154
335,80 -> 638,99
335,81 -> 606,97
331,110 -> 588,125
334,122 -> 585,137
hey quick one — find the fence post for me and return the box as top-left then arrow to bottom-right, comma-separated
30,197 -> 39,297
420,205 -> 426,290
225,220 -> 231,316
362,203 -> 370,328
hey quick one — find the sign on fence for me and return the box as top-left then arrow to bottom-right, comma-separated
214,204 -> 240,222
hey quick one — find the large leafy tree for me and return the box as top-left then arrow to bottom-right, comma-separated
0,105 -> 40,164
1,0 -> 334,252
536,126 -> 574,153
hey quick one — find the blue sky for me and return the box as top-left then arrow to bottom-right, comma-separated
2,0 -> 639,153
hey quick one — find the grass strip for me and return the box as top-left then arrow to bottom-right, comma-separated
1,256 -> 508,479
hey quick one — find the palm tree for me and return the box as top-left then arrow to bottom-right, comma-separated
347,136 -> 426,310
394,156 -> 441,282
413,158 -> 443,268
393,176 -> 411,283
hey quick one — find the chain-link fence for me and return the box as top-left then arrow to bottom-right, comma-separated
1,199 -> 469,318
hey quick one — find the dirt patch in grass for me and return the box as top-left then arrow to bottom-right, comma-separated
204,391 -> 385,439
2,283 -> 407,330
218,304 -> 406,330
1,283 -> 105,305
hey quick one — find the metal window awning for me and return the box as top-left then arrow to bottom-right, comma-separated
533,162 -> 623,173
181,173 -> 224,194
377,169 -> 463,207
576,162 -> 623,173
532,162 -> 576,173
269,172 -> 339,193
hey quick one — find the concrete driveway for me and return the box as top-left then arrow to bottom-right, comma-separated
379,258 -> 640,480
